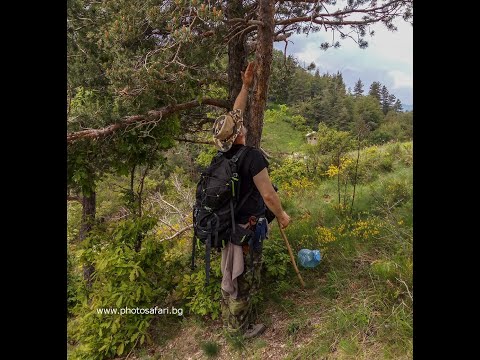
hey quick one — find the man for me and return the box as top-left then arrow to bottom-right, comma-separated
211,61 -> 291,339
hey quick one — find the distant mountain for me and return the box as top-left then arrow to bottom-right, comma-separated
402,104 -> 413,112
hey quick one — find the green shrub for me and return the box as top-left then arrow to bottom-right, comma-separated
263,237 -> 291,280
67,248 -> 82,316
305,123 -> 353,174
384,179 -> 411,206
269,158 -> 313,196
69,216 -> 169,360
195,146 -> 218,168
379,156 -> 394,172
177,255 -> 222,319
67,202 -> 82,243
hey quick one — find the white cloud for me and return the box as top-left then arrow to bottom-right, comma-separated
389,70 -> 413,89
367,21 -> 413,68
274,16 -> 413,104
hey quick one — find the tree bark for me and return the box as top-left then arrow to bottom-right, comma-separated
227,0 -> 247,110
247,0 -> 275,149
80,191 -> 96,287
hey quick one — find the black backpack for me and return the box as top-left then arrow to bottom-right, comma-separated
191,146 -> 254,285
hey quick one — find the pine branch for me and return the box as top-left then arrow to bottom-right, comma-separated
275,0 -> 407,27
174,137 -> 214,145
67,98 -> 230,144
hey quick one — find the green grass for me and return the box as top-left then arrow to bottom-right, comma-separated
200,341 -> 220,358
68,137 -> 412,359
196,141 -> 411,358
264,141 -> 413,359
261,113 -> 307,156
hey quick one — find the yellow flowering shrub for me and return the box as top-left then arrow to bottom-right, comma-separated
325,156 -> 354,178
281,177 -> 315,196
316,226 -> 337,244
270,158 -> 314,196
326,165 -> 339,177
365,145 -> 378,155
351,219 -> 380,240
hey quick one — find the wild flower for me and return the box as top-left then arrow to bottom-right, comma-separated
351,219 -> 380,240
316,226 -> 336,244
325,157 -> 353,177
326,165 -> 339,177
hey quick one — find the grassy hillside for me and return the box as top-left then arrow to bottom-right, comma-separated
261,105 -> 308,156
67,100 -> 412,359
114,140 -> 413,360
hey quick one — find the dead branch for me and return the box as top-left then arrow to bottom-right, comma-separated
159,224 -> 193,242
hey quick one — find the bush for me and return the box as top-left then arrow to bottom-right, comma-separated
195,146 -> 218,169
177,255 -> 222,319
67,248 -> 82,317
305,123 -> 353,178
69,216 -> 170,360
67,202 -> 82,243
383,179 -> 411,207
263,236 -> 291,280
269,158 -> 313,196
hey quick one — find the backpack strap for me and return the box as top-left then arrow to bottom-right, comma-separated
232,146 -> 255,217
191,233 -> 196,270
230,145 -> 249,164
229,146 -> 252,233
205,213 -> 220,286
205,219 -> 212,285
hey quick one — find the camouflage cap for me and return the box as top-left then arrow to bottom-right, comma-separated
212,109 -> 243,152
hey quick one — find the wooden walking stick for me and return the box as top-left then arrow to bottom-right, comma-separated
277,219 -> 305,289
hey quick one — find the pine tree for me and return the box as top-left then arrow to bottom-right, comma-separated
381,85 -> 390,114
68,0 -> 413,146
392,98 -> 403,112
388,94 -> 397,112
369,81 -> 382,102
353,79 -> 364,97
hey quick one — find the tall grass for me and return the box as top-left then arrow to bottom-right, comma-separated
264,140 -> 413,359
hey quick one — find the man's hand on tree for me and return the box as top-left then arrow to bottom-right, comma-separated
241,61 -> 256,88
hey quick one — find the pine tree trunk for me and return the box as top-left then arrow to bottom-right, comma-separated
80,191 -> 96,287
227,0 -> 247,110
247,0 -> 275,148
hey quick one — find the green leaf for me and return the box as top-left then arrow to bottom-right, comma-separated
140,334 -> 145,345
129,269 -> 136,282
117,342 -> 124,356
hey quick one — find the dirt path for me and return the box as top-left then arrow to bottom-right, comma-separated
148,281 -> 328,360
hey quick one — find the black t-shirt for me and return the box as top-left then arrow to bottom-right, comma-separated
220,144 -> 269,223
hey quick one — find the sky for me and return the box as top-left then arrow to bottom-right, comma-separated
273,18 -> 413,106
